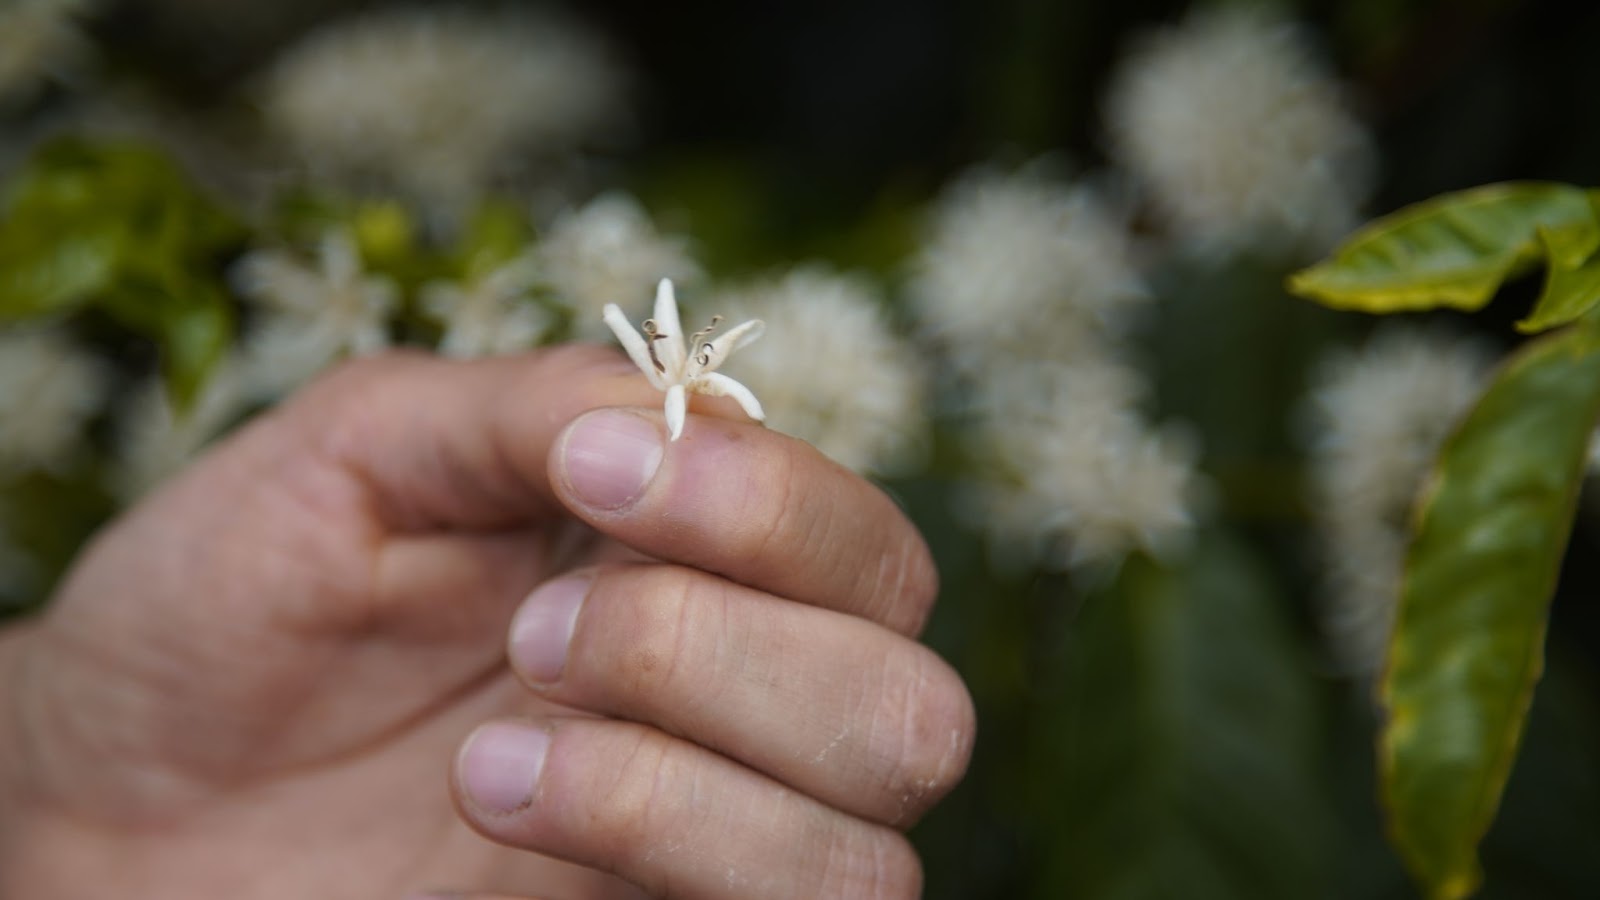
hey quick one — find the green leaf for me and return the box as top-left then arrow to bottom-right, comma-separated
1036,536 -> 1333,899
1287,182 -> 1600,314
100,276 -> 235,410
1517,230 -> 1600,332
1380,321 -> 1600,900
458,200 -> 534,277
0,139 -> 243,405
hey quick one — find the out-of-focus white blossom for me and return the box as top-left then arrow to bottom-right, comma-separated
908,164 -> 1145,372
423,254 -> 552,358
1105,9 -> 1375,253
114,360 -> 252,500
232,231 -> 397,398
604,279 -> 765,441
0,327 -> 105,474
1303,326 -> 1495,674
968,354 -> 1197,572
540,193 -> 702,340
0,0 -> 95,110
261,6 -> 625,211
712,266 -> 928,476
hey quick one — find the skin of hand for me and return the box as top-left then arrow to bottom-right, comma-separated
0,346 -> 975,899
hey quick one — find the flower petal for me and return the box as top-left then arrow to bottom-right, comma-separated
652,277 -> 687,378
603,303 -> 668,390
321,231 -> 363,285
694,372 -> 766,423
664,382 -> 688,440
695,318 -> 765,375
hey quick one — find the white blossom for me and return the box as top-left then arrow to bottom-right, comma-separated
908,164 -> 1145,372
1303,326 -> 1495,674
260,6 -> 624,211
1105,8 -> 1375,253
967,354 -> 1197,572
113,359 -> 253,501
0,0 -> 95,110
422,254 -> 552,358
0,327 -> 105,474
539,193 -> 702,340
712,266 -> 928,476
603,279 -> 764,441
232,231 -> 397,399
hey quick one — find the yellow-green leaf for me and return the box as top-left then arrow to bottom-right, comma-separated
1517,230 -> 1600,332
1287,182 -> 1599,313
1381,321 -> 1600,899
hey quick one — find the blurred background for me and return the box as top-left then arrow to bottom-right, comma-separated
3,0 -> 1600,897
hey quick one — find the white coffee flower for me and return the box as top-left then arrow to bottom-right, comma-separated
423,254 -> 552,358
260,6 -> 624,210
114,359 -> 252,501
232,231 -> 397,398
962,350 -> 1196,572
0,327 -> 106,474
711,266 -> 928,476
909,164 -> 1145,372
1106,8 -> 1375,253
0,0 -> 95,110
604,278 -> 764,441
1303,326 -> 1495,674
539,193 -> 702,340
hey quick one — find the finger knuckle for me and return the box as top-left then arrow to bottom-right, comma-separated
728,441 -> 807,562
586,727 -> 685,864
873,647 -> 977,823
605,566 -> 727,714
819,828 -> 923,899
872,532 -> 940,635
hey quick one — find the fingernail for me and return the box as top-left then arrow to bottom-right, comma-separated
458,721 -> 549,815
509,576 -> 588,683
559,410 -> 664,510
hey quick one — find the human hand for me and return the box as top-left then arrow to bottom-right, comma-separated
0,346 -> 974,899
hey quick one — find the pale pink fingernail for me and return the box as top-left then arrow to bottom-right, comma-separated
457,721 -> 549,815
509,576 -> 588,684
558,410 -> 664,510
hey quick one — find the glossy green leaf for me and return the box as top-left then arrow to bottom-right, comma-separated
1517,230 -> 1600,332
1381,321 -> 1600,900
100,276 -> 235,410
1037,536 -> 1332,899
1287,182 -> 1599,314
0,139 -> 242,405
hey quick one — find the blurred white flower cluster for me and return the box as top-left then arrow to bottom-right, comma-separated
1302,327 -> 1496,674
233,230 -> 398,393
261,5 -> 625,217
0,0 -> 96,110
913,164 -> 1198,572
909,164 -> 1145,372
423,253 -> 550,359
1105,8 -> 1375,254
539,193 -> 703,341
0,327 -> 105,474
713,267 -> 928,476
